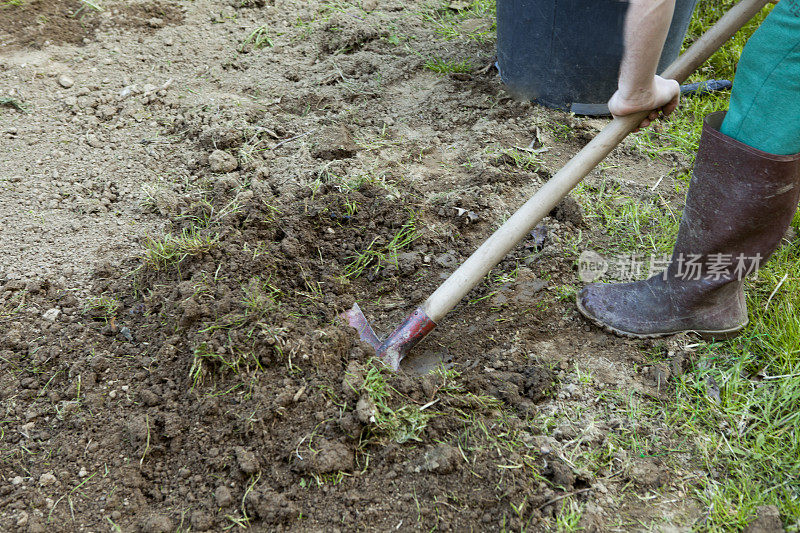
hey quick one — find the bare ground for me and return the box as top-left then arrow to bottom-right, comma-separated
0,1 -> 706,531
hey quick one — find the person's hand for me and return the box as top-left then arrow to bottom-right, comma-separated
608,75 -> 680,131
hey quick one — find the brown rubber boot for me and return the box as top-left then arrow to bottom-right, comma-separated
577,111 -> 800,339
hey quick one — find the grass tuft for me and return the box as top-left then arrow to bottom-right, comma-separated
359,360 -> 432,444
423,56 -> 472,74
241,24 -> 274,51
142,227 -> 219,271
83,295 -> 121,322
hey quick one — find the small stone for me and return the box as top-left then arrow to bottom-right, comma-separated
435,252 -> 458,269
208,150 -> 238,173
39,473 -> 57,486
78,467 -> 88,478
11,476 -> 23,485
86,134 -> 104,148
42,308 -> 61,322
119,326 -> 133,342
58,75 -> 74,89
16,511 -> 28,527
362,0 -> 378,10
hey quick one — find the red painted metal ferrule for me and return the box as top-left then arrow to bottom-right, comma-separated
341,304 -> 437,371
378,307 -> 436,371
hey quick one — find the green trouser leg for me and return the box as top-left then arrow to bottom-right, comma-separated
720,0 -> 800,155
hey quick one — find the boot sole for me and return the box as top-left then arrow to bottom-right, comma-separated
575,297 -> 746,341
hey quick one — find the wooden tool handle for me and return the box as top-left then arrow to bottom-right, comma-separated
422,0 -> 770,322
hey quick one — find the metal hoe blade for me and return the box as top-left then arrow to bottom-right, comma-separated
341,303 -> 436,371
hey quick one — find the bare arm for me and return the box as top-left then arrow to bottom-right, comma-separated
609,0 -> 680,129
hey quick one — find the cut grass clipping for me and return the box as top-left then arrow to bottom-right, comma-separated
241,24 -> 273,51
0,97 -> 26,112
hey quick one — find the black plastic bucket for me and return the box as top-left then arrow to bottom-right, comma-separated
496,0 -> 699,114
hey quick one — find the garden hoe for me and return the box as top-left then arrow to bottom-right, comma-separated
343,0 -> 770,371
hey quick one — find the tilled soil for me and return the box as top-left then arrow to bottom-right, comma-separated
1,1 -> 701,531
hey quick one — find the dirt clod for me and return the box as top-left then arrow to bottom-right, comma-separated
297,438 -> 354,474
318,13 -> 386,54
420,443 -> 460,474
311,125 -> 357,160
550,196 -> 585,227
629,459 -> 667,489
190,510 -> 214,531
215,485 -> 233,508
245,490 -> 301,524
355,395 -> 377,424
235,446 -> 260,475
209,150 -> 239,173
523,364 -> 556,402
138,514 -> 174,533
744,505 -> 784,533
548,459 -> 575,489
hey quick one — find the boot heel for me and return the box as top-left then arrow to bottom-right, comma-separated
695,322 -> 748,341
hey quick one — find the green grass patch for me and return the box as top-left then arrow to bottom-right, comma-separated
574,179 -> 680,256
142,227 -> 219,271
189,342 -> 262,389
241,276 -> 282,318
423,56 -> 472,74
83,294 -> 121,322
419,0 -> 496,43
669,236 -> 800,528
